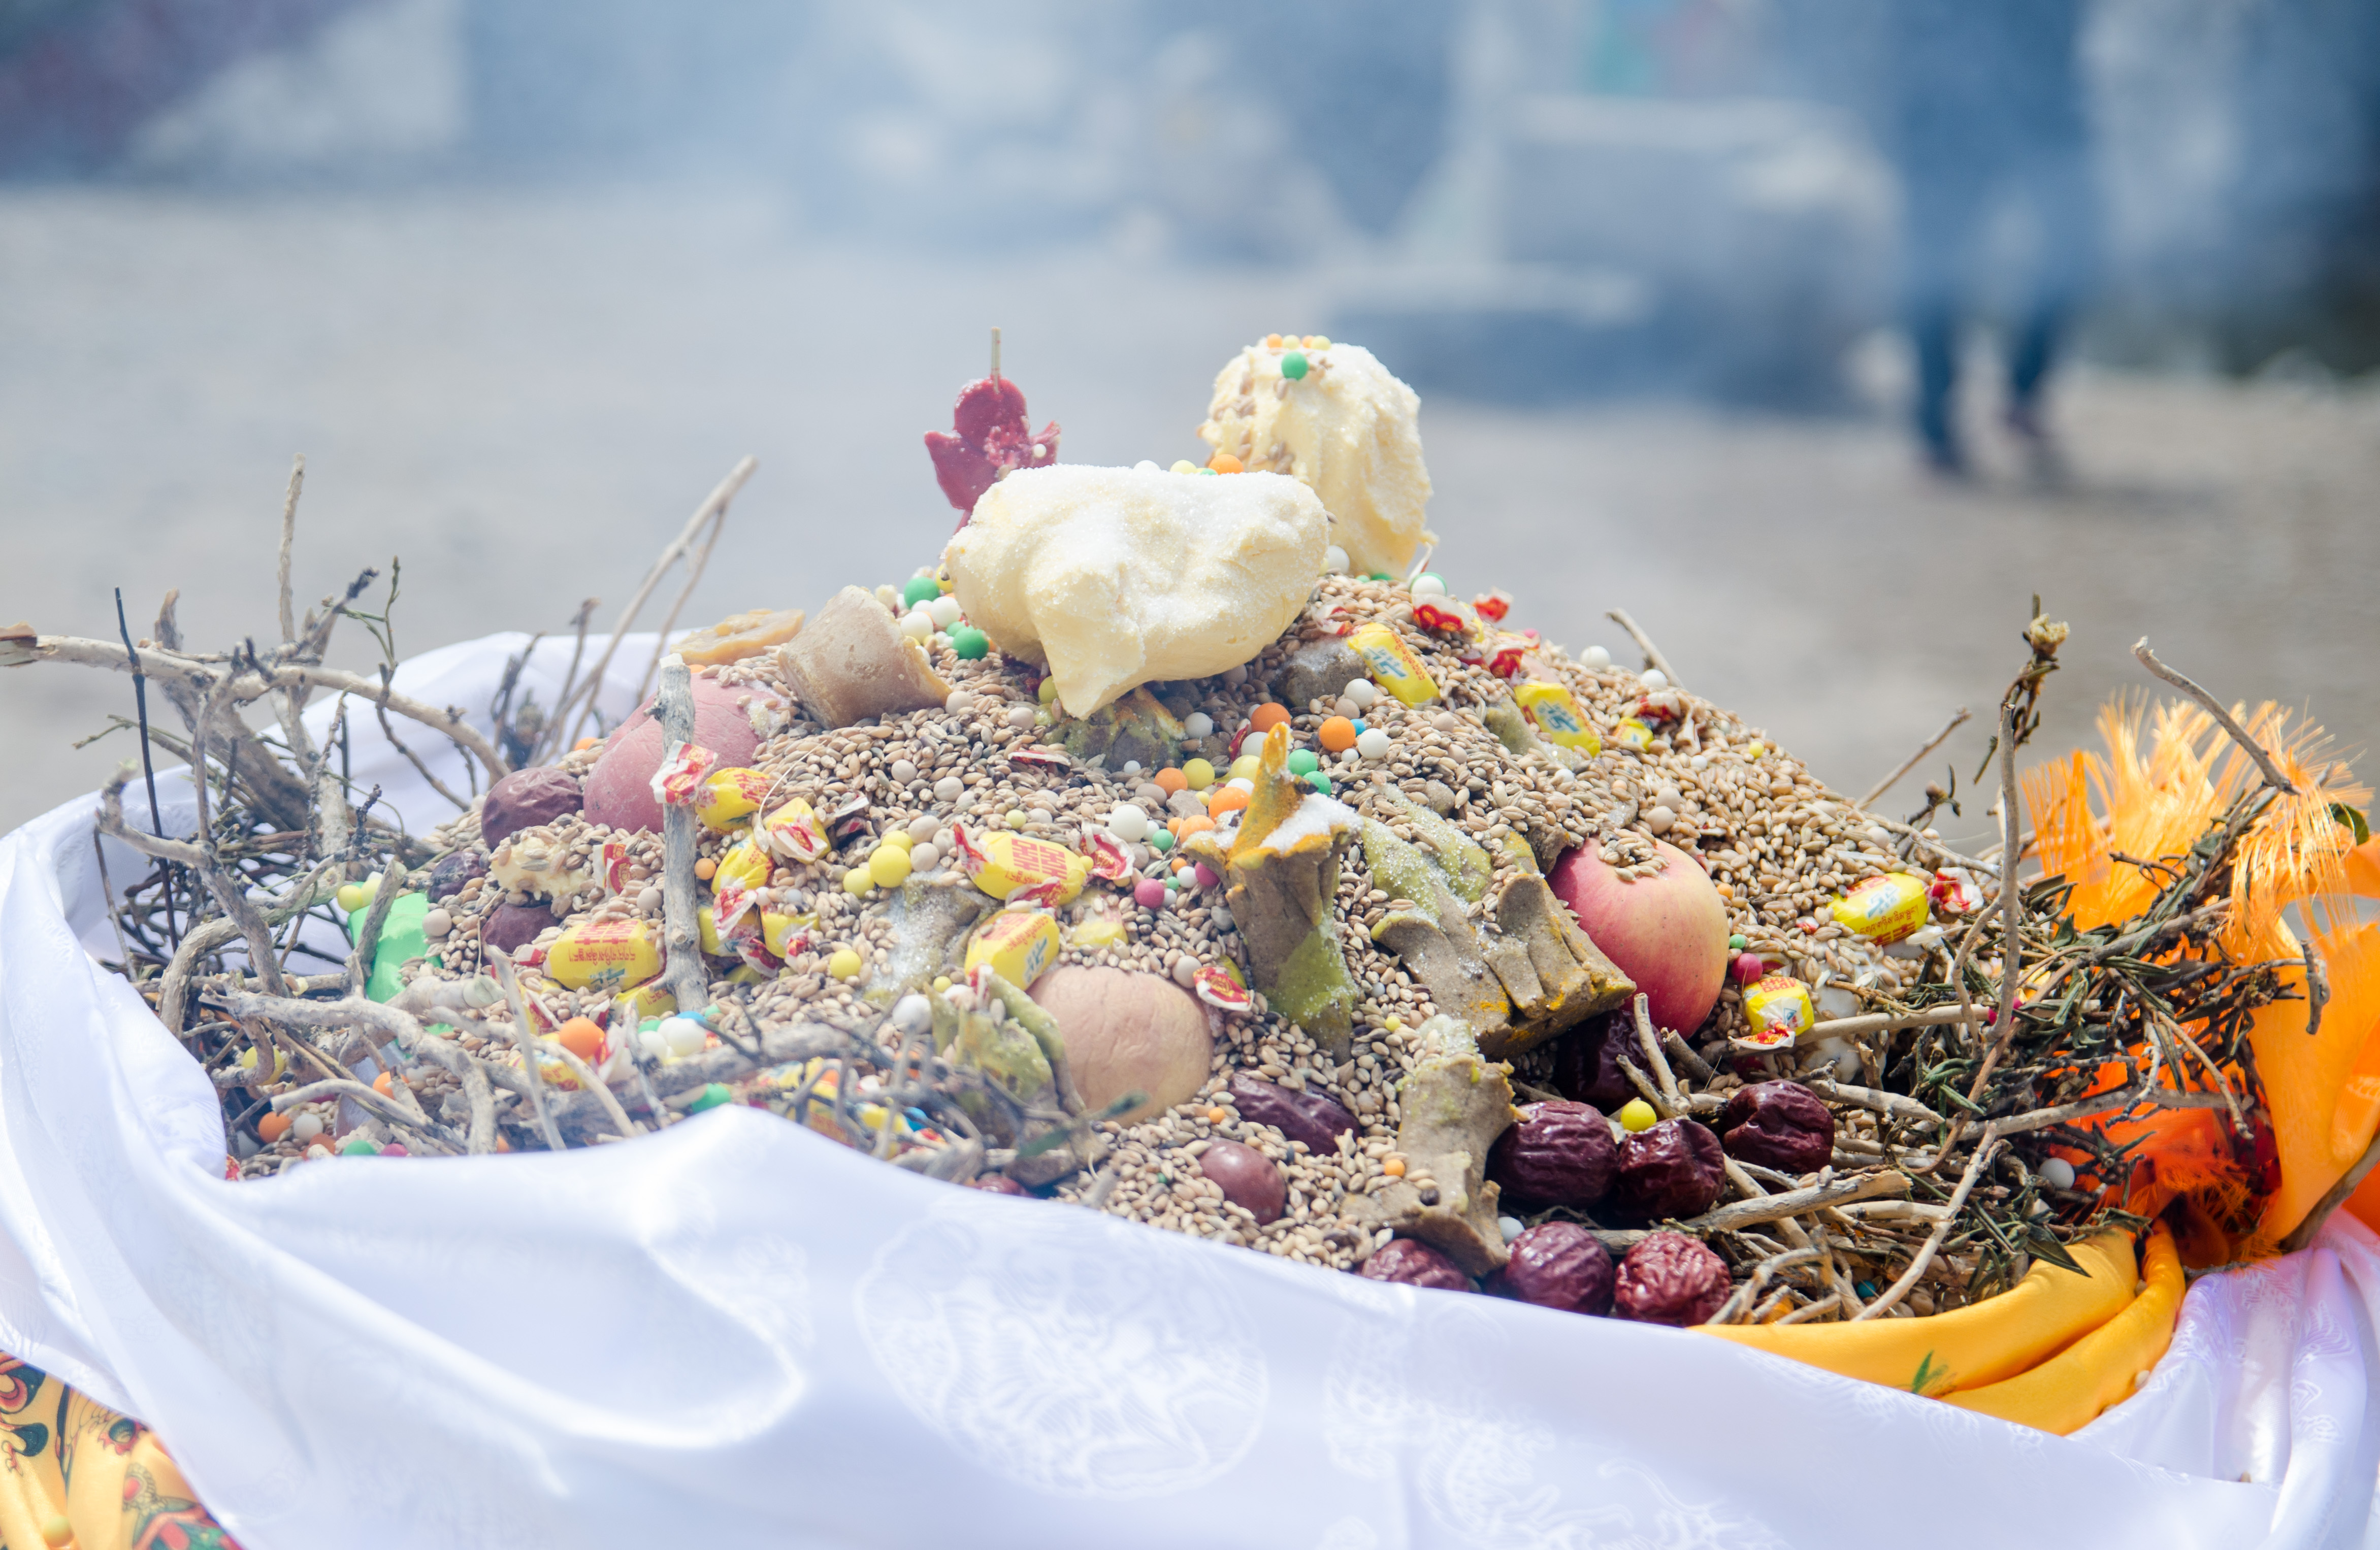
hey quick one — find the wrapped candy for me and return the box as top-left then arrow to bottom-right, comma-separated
1830,872 -> 1932,944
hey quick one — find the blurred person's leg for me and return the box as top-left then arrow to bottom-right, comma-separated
2005,139 -> 2097,459
1901,166 -> 1987,475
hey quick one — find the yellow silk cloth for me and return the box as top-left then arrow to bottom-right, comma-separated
0,1355 -> 237,1550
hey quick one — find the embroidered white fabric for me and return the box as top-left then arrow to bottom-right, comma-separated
2,632 -> 2375,1548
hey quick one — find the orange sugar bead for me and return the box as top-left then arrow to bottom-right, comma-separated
1264,333 -> 1284,348
694,856 -> 718,880
1382,1157 -> 1407,1177
372,1070 -> 394,1096
1207,786 -> 1250,816
1154,767 -> 1188,795
556,1017 -> 605,1062
1249,703 -> 1291,733
1178,815 -> 1216,839
1317,716 -> 1357,752
257,1111 -> 291,1144
1207,452 -> 1244,474
573,736 -> 599,752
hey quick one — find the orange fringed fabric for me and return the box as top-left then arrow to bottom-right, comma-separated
2022,699 -> 2380,1262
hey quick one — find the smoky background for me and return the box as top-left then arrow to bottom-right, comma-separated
0,0 -> 2374,840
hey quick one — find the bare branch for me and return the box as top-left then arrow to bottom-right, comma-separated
276,454 -> 305,644
1604,607 -> 1679,688
2133,639 -> 2301,795
1859,706 -> 1971,809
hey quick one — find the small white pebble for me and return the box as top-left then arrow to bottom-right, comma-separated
661,1017 -> 708,1058
1582,646 -> 1612,671
906,815 -> 940,844
1121,760 -> 1142,775
1639,668 -> 1669,691
934,775 -> 965,803
891,994 -> 933,1036
1356,728 -> 1393,760
422,907 -> 453,939
1184,712 -> 1214,740
927,595 -> 962,628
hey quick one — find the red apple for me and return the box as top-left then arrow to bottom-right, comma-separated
581,674 -> 781,833
1549,839 -> 1730,1036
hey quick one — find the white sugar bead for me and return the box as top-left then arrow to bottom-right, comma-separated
1356,728 -> 1393,760
1582,646 -> 1612,671
1184,712 -> 1215,739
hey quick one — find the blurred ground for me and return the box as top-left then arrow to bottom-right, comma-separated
3,184 -> 2376,841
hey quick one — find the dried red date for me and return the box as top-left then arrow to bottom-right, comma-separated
1715,1082 -> 1836,1175
426,847 -> 488,902
1612,1118 -> 1725,1221
1614,1231 -> 1731,1325
1487,1101 -> 1617,1207
1552,1011 -> 1635,1112
1358,1237 -> 1473,1292
1487,1223 -> 1614,1315
1228,1075 -> 1357,1157
967,1172 -> 1029,1196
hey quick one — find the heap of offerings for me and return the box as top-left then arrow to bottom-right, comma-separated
23,331 -> 2380,1445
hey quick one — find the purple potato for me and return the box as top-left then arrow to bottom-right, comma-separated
480,766 -> 583,849
1196,1140 -> 1287,1224
480,901 -> 555,956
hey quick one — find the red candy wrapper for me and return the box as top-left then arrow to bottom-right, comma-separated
1412,598 -> 1471,635
925,376 -> 1060,522
651,742 -> 719,807
1081,828 -> 1134,883
1195,965 -> 1253,1013
1473,588 -> 1513,622
601,838 -> 630,895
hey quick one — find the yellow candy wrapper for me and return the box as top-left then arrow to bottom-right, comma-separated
711,838 -> 774,933
964,908 -> 1061,986
1347,622 -> 1439,707
760,797 -> 831,864
1831,872 -> 1932,944
1611,716 -> 1655,753
1741,974 -> 1814,1049
1513,679 -> 1602,753
611,983 -> 677,1024
763,910 -> 812,960
695,767 -> 776,830
547,918 -> 663,992
950,826 -> 1088,905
